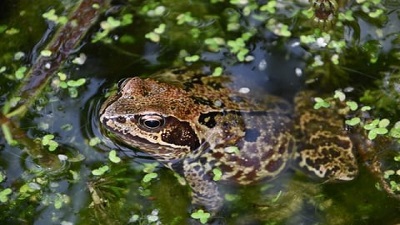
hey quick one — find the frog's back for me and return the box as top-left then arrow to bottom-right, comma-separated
197,110 -> 296,184
153,68 -> 297,184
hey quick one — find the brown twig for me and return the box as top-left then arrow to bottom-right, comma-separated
1,0 -> 110,168
5,0 -> 110,118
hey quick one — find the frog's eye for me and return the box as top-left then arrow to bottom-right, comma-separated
138,114 -> 165,130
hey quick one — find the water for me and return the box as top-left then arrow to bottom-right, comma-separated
0,0 -> 400,224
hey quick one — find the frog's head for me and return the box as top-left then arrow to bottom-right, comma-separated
100,77 -> 202,161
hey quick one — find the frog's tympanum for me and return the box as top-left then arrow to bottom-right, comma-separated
100,68 -> 358,212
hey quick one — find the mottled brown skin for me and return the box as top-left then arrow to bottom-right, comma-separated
100,68 -> 358,212
294,91 -> 358,181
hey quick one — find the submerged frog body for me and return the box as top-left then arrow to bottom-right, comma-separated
100,68 -> 358,211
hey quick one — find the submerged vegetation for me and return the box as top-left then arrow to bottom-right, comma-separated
0,0 -> 399,224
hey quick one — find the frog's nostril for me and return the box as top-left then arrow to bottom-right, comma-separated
116,116 -> 126,123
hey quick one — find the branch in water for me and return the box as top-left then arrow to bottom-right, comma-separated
1,0 -> 110,168
5,0 -> 110,118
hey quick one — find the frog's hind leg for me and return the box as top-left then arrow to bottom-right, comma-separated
293,91 -> 358,181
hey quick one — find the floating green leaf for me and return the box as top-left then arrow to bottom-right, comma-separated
147,6 -> 166,17
57,16 -> 68,25
143,162 -> 159,173
42,9 -> 58,21
89,137 -> 101,146
102,17 -> 121,30
91,165 -> 109,176
40,50 -> 52,57
184,55 -> 200,62
313,97 -> 330,109
54,193 -> 68,209
15,66 -> 27,80
14,52 -> 25,60
42,9 -> 67,25
121,14 -> 133,26
389,127 -> 400,139
227,38 -> 246,53
68,87 -> 79,98
369,9 -> 383,18
129,214 -> 140,223
108,150 -> 121,163
338,10 -> 355,21
147,214 -> 159,222
331,54 -> 339,65
191,209 -> 211,224
378,118 -> 390,128
346,101 -> 358,111
57,72 -> 67,81
367,130 -> 377,140
0,188 -> 12,203
212,67 -> 223,76
67,78 -> 86,87
384,170 -> 395,179
364,119 -> 379,130
5,28 -> 19,35
42,134 -> 58,151
224,193 -> 239,201
176,12 -> 196,25
205,37 -> 225,52
345,117 -> 361,126
142,172 -> 158,183
274,24 -> 291,37
145,32 -> 160,42
0,66 -> 6,73
19,183 -> 36,194
367,126 -> 388,140
69,170 -> 80,181
212,168 -> 222,181
374,127 -> 388,135
42,134 -> 54,145
237,48 -> 250,61
361,106 -> 372,111
154,23 -> 166,34
334,90 -> 346,101
260,1 -> 277,13
72,53 -> 87,65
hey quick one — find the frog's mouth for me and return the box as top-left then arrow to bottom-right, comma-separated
100,116 -> 194,161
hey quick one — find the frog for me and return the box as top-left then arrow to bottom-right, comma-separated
99,68 -> 358,212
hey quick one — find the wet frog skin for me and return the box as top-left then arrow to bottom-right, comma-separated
99,68 -> 358,211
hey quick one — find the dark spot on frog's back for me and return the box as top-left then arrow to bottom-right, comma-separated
244,128 -> 260,142
183,74 -> 204,90
161,116 -> 200,150
199,112 -> 219,128
191,96 -> 214,106
208,81 -> 224,90
265,158 -> 284,173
